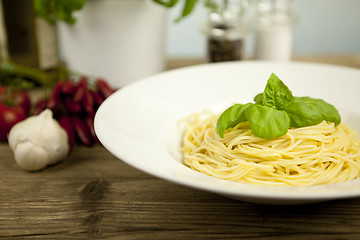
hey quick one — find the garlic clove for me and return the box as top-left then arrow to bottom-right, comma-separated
8,109 -> 70,171
14,141 -> 49,171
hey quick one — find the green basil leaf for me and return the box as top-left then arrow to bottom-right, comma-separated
295,97 -> 341,125
264,73 -> 294,110
254,93 -> 264,105
215,72 -> 341,140
245,104 -> 290,139
216,103 -> 253,138
284,99 -> 323,128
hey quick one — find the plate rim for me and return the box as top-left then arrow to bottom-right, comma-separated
95,60 -> 360,204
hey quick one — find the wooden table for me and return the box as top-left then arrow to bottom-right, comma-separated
2,56 -> 360,239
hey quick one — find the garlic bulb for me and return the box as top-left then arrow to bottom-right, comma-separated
8,109 -> 69,171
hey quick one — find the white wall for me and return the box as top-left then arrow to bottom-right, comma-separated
165,0 -> 360,58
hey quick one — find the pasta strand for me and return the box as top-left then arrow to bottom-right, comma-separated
181,111 -> 360,186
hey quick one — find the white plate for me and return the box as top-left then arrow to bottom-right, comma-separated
94,61 -> 360,205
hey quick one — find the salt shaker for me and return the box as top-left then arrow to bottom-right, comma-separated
202,0 -> 249,62
253,0 -> 296,61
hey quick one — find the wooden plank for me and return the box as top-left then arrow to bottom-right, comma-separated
2,143 -> 360,239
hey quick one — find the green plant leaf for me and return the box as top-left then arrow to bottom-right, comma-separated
215,73 -> 341,140
50,0 -> 76,24
264,73 -> 294,110
33,0 -> 86,25
216,103 -> 253,138
152,0 -> 180,8
295,97 -> 341,125
245,104 -> 290,139
254,93 -> 264,105
175,0 -> 198,22
33,0 -> 54,24
284,99 -> 323,128
66,0 -> 86,10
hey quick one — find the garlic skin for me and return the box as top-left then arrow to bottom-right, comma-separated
8,109 -> 69,171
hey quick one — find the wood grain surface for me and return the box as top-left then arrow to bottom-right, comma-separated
2,144 -> 360,240
1,56 -> 360,239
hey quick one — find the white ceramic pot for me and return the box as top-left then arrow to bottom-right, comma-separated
58,0 -> 167,87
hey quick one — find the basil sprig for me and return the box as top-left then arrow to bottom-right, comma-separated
216,73 -> 341,139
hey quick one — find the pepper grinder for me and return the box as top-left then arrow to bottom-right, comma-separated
253,0 -> 296,61
202,0 -> 249,63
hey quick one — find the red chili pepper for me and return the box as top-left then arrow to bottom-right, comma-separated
96,78 -> 115,98
82,89 -> 94,113
90,90 -> 104,108
85,111 -> 100,144
73,77 -> 88,102
61,80 -> 76,94
65,96 -> 82,113
72,115 -> 93,146
33,99 -> 48,115
47,81 -> 63,109
59,115 -> 75,151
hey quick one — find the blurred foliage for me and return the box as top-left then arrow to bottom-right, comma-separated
33,0 -> 86,25
153,0 -> 199,22
0,60 -> 69,90
34,0 -> 201,24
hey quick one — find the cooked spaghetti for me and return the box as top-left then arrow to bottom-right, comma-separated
181,110 -> 360,186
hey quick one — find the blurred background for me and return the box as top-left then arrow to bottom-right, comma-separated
1,0 -> 360,89
166,0 -> 360,58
